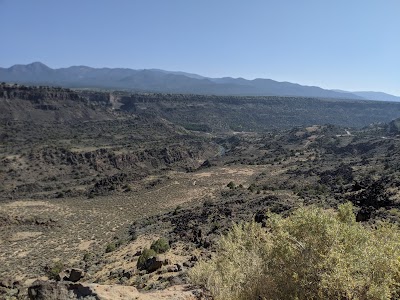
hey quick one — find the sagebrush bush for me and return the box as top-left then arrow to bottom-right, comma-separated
150,238 -> 170,254
46,261 -> 64,280
227,181 -> 236,189
105,239 -> 122,253
190,203 -> 400,300
105,242 -> 116,253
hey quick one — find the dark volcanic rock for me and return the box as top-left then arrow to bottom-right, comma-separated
349,178 -> 395,209
28,280 -> 98,300
143,257 -> 163,273
57,268 -> 84,282
28,280 -> 69,300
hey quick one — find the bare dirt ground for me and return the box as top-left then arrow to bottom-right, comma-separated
87,283 -> 200,300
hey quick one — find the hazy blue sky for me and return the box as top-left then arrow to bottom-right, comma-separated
0,0 -> 399,95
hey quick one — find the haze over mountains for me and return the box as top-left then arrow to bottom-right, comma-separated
1,62 -> 399,101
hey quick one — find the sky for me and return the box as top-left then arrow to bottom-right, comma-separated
0,0 -> 399,95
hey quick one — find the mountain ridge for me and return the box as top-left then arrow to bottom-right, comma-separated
0,62 -> 398,100
352,91 -> 400,102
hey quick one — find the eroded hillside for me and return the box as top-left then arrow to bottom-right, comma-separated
2,84 -> 400,299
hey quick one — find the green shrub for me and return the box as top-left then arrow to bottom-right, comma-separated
173,205 -> 182,215
227,181 -> 236,189
83,251 -> 96,262
248,183 -> 256,192
105,239 -> 122,253
46,261 -> 64,280
128,227 -> 138,241
150,238 -> 170,254
137,248 -> 157,270
190,203 -> 400,300
105,243 -> 116,253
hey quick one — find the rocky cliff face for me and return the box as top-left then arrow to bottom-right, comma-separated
31,142 -> 209,171
0,83 -> 113,103
3,139 -> 216,199
1,84 -> 81,102
3,83 -> 400,130
0,83 -> 115,123
0,85 -> 218,199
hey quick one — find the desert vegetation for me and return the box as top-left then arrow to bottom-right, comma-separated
2,84 -> 400,299
190,203 -> 400,300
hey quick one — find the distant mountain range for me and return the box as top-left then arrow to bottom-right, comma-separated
351,91 -> 400,102
0,62 -> 399,101
332,89 -> 400,102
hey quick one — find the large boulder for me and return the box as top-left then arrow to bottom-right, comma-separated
143,257 -> 163,273
28,280 -> 70,300
27,280 -> 95,300
56,268 -> 85,282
